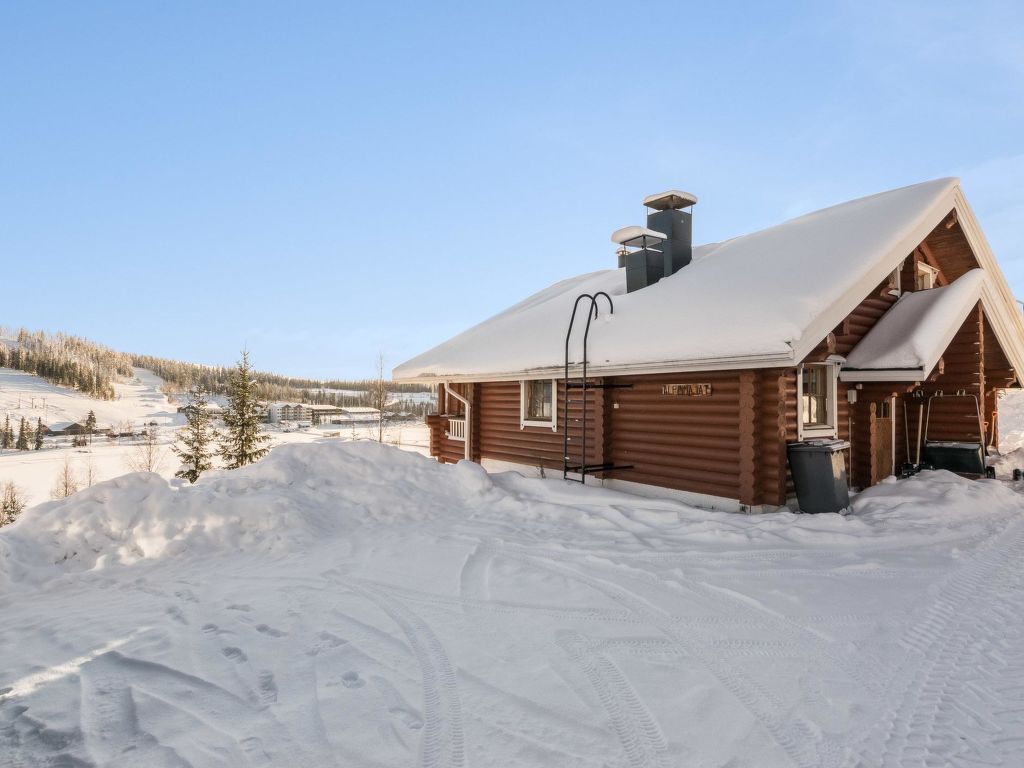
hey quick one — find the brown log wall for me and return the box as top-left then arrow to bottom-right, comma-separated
470,380 -> 602,472
604,372 -> 745,503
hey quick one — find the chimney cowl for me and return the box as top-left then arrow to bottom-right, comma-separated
611,225 -> 667,248
642,190 -> 698,211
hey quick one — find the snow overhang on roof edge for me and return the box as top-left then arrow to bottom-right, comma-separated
393,350 -> 797,384
394,179 -> 1024,386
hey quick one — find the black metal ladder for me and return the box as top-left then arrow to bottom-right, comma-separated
562,292 -> 632,483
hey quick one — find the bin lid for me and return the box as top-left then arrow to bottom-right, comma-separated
788,439 -> 851,452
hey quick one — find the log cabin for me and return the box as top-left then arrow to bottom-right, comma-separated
394,178 -> 1024,512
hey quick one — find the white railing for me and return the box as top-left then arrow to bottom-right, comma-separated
446,417 -> 467,442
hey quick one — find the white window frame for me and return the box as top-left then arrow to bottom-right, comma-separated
797,362 -> 839,440
886,266 -> 902,296
916,261 -> 939,291
520,379 -> 557,431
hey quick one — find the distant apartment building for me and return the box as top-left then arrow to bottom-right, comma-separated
266,403 -> 381,425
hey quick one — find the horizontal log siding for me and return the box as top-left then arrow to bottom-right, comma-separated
756,369 -> 790,507
605,372 -> 744,502
834,285 -> 899,357
915,305 -> 984,443
476,380 -> 599,472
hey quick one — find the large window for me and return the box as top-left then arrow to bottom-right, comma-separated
521,379 -> 556,430
798,363 -> 838,439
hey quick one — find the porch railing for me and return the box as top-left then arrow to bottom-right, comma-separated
446,417 -> 467,442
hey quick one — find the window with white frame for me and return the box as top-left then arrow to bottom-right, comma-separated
916,261 -> 939,291
797,363 -> 838,439
886,267 -> 901,296
521,379 -> 556,430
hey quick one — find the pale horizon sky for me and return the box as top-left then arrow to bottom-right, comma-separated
2,1 -> 1023,379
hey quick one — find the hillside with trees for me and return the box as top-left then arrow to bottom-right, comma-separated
0,327 -> 133,400
1,327 -> 431,412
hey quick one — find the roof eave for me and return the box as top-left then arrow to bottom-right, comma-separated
839,368 -> 926,383
393,350 -> 797,385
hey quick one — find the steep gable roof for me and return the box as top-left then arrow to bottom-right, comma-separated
395,179 -> 1024,383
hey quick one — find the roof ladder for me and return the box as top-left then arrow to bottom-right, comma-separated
562,292 -> 633,483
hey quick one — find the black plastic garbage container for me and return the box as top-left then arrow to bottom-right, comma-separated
787,439 -> 851,513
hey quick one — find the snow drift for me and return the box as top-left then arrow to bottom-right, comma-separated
0,441 -> 493,584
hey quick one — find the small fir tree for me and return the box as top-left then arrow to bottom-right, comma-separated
35,418 -> 44,450
220,350 -> 270,469
1,481 -> 26,526
85,410 -> 97,444
174,387 -> 216,483
15,417 -> 29,451
1,415 -> 11,450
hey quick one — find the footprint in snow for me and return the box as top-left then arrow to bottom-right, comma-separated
255,624 -> 287,638
221,647 -> 248,663
227,604 -> 252,612
258,671 -> 278,703
166,606 -> 188,625
306,631 -> 348,656
341,671 -> 365,689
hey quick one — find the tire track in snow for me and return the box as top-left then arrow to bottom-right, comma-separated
79,651 -> 314,767
496,539 -> 892,698
495,545 -> 844,768
850,516 -> 1024,768
349,581 -> 466,768
558,631 -> 673,768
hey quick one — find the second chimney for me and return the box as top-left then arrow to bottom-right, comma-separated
617,190 -> 698,293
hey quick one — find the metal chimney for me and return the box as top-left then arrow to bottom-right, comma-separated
643,190 -> 697,280
614,190 -> 698,293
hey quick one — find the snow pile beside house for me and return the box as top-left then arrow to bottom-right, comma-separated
0,441 -> 492,583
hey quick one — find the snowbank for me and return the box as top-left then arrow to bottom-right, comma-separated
0,442 -> 493,584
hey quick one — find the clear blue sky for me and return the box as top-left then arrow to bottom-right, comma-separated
2,1 -> 1022,379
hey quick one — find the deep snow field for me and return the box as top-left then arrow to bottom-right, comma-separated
1,439 -> 1024,767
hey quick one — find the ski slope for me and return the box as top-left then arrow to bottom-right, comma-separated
2,441 -> 1023,767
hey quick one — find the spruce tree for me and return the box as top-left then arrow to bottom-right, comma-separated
1,415 -> 11,450
15,417 -> 29,451
85,410 -> 97,444
35,417 -> 44,450
174,387 -> 216,483
220,350 -> 270,469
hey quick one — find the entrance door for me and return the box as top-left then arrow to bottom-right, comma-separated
871,399 -> 894,483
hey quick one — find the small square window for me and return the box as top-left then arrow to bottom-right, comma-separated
521,379 -> 556,429
916,262 -> 939,291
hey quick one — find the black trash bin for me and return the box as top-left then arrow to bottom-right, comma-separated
787,439 -> 851,514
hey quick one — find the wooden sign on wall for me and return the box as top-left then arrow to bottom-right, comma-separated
661,383 -> 713,397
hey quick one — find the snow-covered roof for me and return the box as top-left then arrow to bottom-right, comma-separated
842,270 -> 985,381
394,178 -> 1024,383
